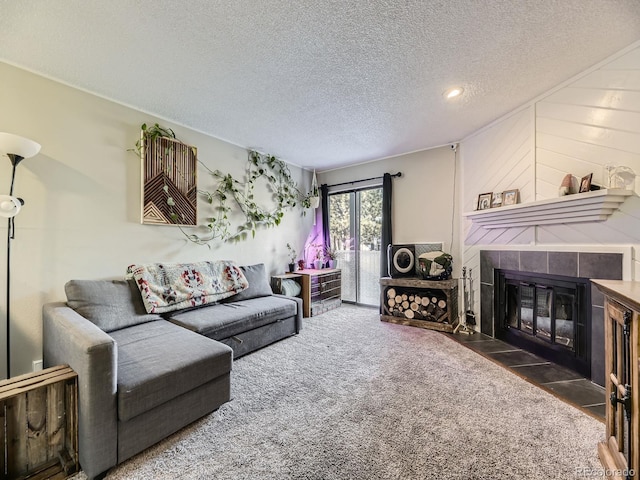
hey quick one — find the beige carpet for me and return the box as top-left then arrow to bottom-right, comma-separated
73,304 -> 605,479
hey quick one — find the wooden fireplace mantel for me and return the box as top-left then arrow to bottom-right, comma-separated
464,188 -> 633,229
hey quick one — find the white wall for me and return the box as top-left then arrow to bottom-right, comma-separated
319,146 -> 461,266
461,41 -> 640,321
0,63 -> 313,377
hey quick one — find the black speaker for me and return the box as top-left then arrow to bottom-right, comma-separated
388,244 -> 416,278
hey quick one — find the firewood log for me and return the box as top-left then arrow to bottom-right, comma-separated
437,299 -> 447,309
404,309 -> 414,319
388,298 -> 396,308
387,288 -> 396,299
402,300 -> 410,309
410,302 -> 419,311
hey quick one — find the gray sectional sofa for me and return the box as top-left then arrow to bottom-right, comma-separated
43,263 -> 302,479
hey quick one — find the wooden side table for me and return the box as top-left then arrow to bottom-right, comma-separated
0,365 -> 79,479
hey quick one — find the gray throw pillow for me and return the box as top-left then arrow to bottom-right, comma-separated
222,264 -> 272,302
65,279 -> 162,332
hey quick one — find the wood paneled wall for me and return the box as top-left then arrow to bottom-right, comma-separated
461,42 -> 640,318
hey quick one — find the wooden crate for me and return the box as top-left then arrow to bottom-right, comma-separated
0,365 -> 79,480
380,277 -> 459,332
298,269 -> 342,317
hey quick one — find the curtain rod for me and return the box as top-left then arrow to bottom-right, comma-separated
323,172 -> 402,189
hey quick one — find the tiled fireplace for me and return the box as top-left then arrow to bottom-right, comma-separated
480,249 -> 624,387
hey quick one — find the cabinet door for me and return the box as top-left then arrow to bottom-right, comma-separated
603,298 -> 634,474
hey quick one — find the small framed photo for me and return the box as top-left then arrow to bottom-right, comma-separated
477,192 -> 492,210
579,173 -> 593,193
491,192 -> 503,208
503,189 -> 519,206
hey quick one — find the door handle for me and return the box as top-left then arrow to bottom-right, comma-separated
610,385 -> 632,420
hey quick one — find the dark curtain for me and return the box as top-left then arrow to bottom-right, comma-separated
321,184 -> 330,249
381,173 -> 392,277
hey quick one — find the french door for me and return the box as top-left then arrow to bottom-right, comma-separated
328,187 -> 382,306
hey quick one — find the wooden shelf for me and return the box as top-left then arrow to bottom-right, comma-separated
464,188 -> 633,229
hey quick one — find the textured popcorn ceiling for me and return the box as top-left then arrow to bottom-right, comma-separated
1,1 -> 639,170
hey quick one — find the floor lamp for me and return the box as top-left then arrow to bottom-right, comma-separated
0,132 -> 41,379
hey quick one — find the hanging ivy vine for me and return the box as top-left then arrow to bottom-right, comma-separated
133,123 -> 315,244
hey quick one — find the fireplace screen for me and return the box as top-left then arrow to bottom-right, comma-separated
497,270 -> 590,376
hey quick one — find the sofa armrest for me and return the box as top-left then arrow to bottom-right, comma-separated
43,302 -> 117,479
273,294 -> 303,333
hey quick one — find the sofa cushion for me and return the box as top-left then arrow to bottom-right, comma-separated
168,295 -> 297,340
222,263 -> 272,302
65,279 -> 162,333
110,320 -> 232,422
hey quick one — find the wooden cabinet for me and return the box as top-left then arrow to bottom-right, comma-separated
0,365 -> 79,479
593,280 -> 639,480
380,277 -> 459,332
297,269 -> 341,317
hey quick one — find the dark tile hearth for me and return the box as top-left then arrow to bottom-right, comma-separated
489,349 -> 548,367
463,339 -> 515,354
451,331 -> 605,421
514,363 -> 582,384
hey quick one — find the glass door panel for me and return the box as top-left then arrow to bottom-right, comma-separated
328,192 -> 355,302
554,288 -> 575,349
358,188 -> 382,305
535,287 -> 553,342
520,284 -> 534,334
328,187 -> 382,306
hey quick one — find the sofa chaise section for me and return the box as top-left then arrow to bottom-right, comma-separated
110,320 -> 231,461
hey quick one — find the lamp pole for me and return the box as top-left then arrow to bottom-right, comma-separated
0,133 -> 40,379
5,155 -> 22,378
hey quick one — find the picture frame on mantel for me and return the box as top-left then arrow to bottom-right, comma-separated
491,192 -> 503,208
503,189 -> 519,206
579,173 -> 593,193
477,192 -> 492,210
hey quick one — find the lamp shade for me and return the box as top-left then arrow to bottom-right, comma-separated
0,133 -> 41,159
0,195 -> 22,218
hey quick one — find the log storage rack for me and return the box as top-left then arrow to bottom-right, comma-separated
1,365 -> 79,480
380,277 -> 459,332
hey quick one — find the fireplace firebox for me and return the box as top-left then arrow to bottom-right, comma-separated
495,270 -> 591,377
